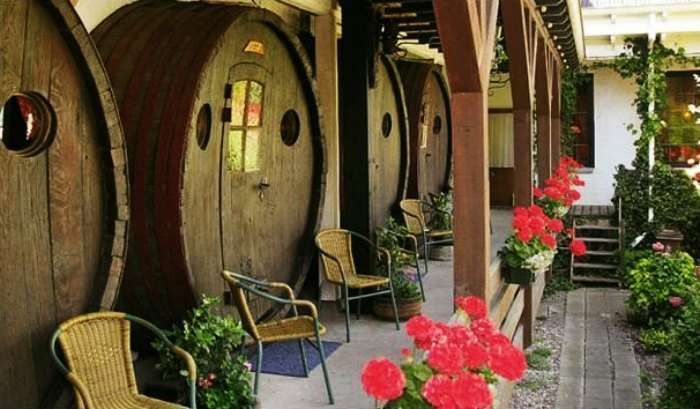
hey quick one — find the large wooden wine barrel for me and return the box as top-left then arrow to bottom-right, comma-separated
93,1 -> 325,323
396,60 -> 452,200
0,0 -> 130,407
368,55 -> 410,230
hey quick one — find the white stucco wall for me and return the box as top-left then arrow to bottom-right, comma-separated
577,67 -> 639,205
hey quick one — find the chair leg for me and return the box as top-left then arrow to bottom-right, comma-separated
356,289 -> 362,320
298,339 -> 309,377
388,280 -> 400,331
315,324 -> 334,404
343,286 -> 351,343
254,341 -> 263,394
415,254 -> 425,302
422,233 -> 430,276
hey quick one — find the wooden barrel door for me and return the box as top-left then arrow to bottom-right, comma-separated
397,61 -> 452,200
219,35 -> 319,318
419,70 -> 451,198
368,56 -> 409,229
0,0 -> 129,407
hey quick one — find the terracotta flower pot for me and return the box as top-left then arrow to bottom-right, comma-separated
373,295 -> 423,321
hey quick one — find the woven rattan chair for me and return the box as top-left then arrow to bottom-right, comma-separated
50,312 -> 197,409
315,229 -> 400,343
400,199 -> 453,276
221,270 -> 334,405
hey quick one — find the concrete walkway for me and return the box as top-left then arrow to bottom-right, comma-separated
556,288 -> 642,409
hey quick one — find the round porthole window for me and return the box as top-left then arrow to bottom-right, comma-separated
433,115 -> 442,134
0,92 -> 55,157
196,104 -> 212,150
381,112 -> 392,138
280,109 -> 300,146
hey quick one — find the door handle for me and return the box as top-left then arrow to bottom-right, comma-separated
257,177 -> 270,200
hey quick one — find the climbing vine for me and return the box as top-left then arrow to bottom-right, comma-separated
560,67 -> 589,157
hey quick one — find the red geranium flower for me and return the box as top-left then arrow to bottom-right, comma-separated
516,227 -> 533,243
470,318 -> 497,343
361,358 -> 406,401
529,216 -> 546,235
452,372 -> 493,409
406,315 -> 438,350
455,296 -> 488,320
512,215 -> 529,230
548,218 -> 564,233
669,296 -> 684,309
422,375 -> 455,409
571,239 -> 587,256
488,342 -> 527,381
544,186 -> 563,200
541,234 -> 557,249
528,205 -> 545,217
533,187 -> 544,198
514,207 -> 528,218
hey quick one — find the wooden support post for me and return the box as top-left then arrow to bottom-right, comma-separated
535,34 -> 555,186
451,91 -> 490,300
434,0 -> 500,303
315,3 -> 340,300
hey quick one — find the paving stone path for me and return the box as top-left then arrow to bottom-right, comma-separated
556,288 -> 642,409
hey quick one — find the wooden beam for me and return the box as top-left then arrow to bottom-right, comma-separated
551,62 -> 562,167
435,0 -> 500,304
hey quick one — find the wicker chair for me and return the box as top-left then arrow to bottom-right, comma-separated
221,270 -> 334,405
400,199 -> 453,276
50,312 -> 197,409
315,229 -> 400,343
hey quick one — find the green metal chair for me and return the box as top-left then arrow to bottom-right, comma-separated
50,312 -> 197,409
221,270 -> 334,405
400,199 -> 453,276
315,229 -> 401,343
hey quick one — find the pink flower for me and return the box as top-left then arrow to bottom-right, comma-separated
652,242 -> 665,252
669,296 -> 684,308
455,296 -> 488,320
361,358 -> 406,401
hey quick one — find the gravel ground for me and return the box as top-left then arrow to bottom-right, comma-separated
510,291 -> 567,409
628,325 -> 667,409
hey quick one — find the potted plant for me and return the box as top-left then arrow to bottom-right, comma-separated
499,205 -> 573,285
361,296 -> 527,408
153,296 -> 259,409
533,156 -> 584,219
427,191 -> 453,261
373,217 -> 423,320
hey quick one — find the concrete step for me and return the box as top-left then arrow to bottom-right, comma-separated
573,262 -> 618,270
582,250 -> 617,256
571,275 -> 620,285
578,237 -> 619,244
575,224 -> 620,231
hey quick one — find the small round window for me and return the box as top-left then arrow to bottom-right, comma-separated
433,115 -> 442,134
381,112 -> 392,138
196,104 -> 212,150
1,92 -> 55,157
280,109 -> 300,146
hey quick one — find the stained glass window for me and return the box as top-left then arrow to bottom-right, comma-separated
227,80 -> 264,172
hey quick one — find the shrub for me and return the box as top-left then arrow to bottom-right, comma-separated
154,296 -> 255,409
639,327 -> 672,353
660,299 -> 700,409
625,250 -> 699,328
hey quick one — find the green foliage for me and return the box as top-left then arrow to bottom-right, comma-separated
153,296 -> 255,409
625,251 -> 699,329
526,346 -> 552,371
544,271 -> 579,298
427,192 -> 452,231
376,217 -> 421,300
639,327 -> 672,353
660,298 -> 700,409
560,68 -> 590,157
385,363 -> 434,409
614,163 -> 700,259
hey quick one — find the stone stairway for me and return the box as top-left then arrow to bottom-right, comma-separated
569,205 -> 622,286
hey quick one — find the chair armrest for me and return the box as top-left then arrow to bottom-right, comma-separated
172,346 -> 197,409
290,299 -> 319,319
230,272 -> 296,300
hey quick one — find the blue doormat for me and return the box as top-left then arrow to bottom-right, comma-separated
248,340 -> 341,377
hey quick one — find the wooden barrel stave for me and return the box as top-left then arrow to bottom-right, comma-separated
0,0 -> 129,407
396,60 -> 452,201
95,2 -> 324,323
